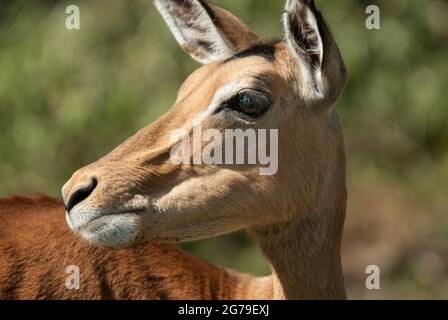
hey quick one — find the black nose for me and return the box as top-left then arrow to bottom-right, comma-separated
65,177 -> 98,212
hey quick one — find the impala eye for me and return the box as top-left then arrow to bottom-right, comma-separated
222,91 -> 272,120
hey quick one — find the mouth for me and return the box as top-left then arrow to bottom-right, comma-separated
82,208 -> 145,231
66,207 -> 146,248
66,207 -> 146,230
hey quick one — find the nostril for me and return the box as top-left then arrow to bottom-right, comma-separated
65,177 -> 98,212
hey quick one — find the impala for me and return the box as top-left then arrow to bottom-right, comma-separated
0,0 -> 347,300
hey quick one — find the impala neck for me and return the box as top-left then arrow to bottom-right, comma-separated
251,183 -> 347,300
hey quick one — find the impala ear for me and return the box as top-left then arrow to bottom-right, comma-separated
154,0 -> 261,64
283,0 -> 347,104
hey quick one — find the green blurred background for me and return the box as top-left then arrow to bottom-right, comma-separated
0,0 -> 447,299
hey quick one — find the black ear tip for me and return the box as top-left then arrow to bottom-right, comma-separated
287,0 -> 317,11
304,0 -> 317,10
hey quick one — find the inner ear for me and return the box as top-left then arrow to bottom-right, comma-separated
283,0 -> 324,92
154,0 -> 261,64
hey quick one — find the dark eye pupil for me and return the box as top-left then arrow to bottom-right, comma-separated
238,94 -> 252,109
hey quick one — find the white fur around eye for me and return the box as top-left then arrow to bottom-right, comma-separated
193,82 -> 241,124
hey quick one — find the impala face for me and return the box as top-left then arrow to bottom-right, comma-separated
62,0 -> 347,248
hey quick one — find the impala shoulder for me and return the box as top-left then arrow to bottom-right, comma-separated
0,194 -> 62,209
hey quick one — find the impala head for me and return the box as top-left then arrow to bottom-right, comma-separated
62,0 -> 347,248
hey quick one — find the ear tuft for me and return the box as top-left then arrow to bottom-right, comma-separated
283,0 -> 324,94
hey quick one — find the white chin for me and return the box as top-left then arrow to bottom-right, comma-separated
77,214 -> 142,248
